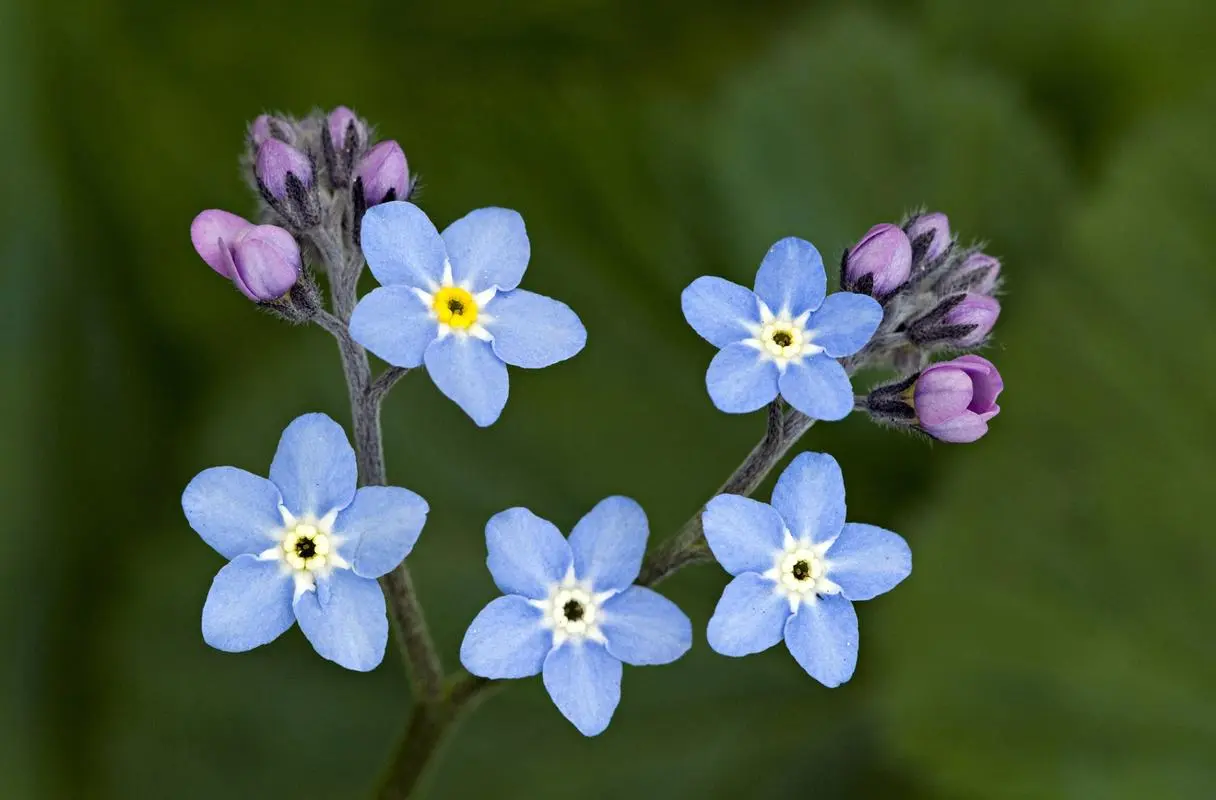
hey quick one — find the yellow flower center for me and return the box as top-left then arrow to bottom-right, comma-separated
282,523 -> 332,571
433,287 -> 478,329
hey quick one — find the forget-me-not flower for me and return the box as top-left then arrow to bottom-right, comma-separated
350,202 -> 586,426
682,237 -> 883,420
460,498 -> 692,736
182,413 -> 428,671
702,452 -> 910,686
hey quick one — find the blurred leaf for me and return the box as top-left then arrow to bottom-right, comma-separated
872,92 -> 1216,798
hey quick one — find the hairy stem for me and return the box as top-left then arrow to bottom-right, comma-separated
375,399 -> 820,796
311,262 -> 444,706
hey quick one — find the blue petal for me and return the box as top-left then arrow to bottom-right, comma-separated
753,236 -> 826,317
702,495 -> 787,576
335,486 -> 429,579
460,595 -> 552,679
706,342 -> 779,413
807,292 -> 883,358
826,523 -> 912,601
484,289 -> 586,368
485,507 -> 573,600
201,555 -> 294,652
349,286 -> 438,369
783,594 -> 859,687
441,207 -> 530,292
269,413 -> 357,519
423,335 -> 509,427
778,355 -> 854,421
183,467 -> 283,559
542,642 -> 622,737
568,496 -> 648,593
681,276 -> 760,348
706,572 -> 790,656
293,570 -> 388,672
601,587 -> 692,666
360,201 -> 446,289
771,452 -> 847,545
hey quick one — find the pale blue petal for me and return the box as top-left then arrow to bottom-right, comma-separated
706,342 -> 779,413
706,573 -> 790,656
335,486 -> 429,579
783,594 -> 859,687
778,355 -> 855,421
293,570 -> 388,672
680,276 -> 760,348
441,207 -> 530,292
568,496 -> 648,593
771,452 -> 847,545
201,555 -> 294,652
753,236 -> 826,317
349,286 -> 438,369
182,467 -> 283,559
826,523 -> 912,601
702,495 -> 786,576
460,595 -> 552,679
269,413 -> 358,519
423,335 -> 509,427
485,507 -> 573,600
542,642 -> 622,737
484,289 -> 586,368
360,201 -> 446,289
807,292 -> 883,358
601,587 -> 692,666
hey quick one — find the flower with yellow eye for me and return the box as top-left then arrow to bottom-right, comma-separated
182,413 -> 429,671
701,452 -> 911,687
350,202 -> 586,426
681,237 -> 882,421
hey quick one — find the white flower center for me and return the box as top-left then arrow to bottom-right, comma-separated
532,567 -> 613,647
763,530 -> 840,612
412,261 -> 497,342
259,507 -> 350,600
745,302 -> 824,369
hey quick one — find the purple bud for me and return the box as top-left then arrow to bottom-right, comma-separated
954,252 -> 1001,294
913,355 -> 1003,443
190,209 -> 253,278
250,115 -> 274,148
256,140 -> 313,200
229,225 -> 301,301
357,140 -> 409,205
904,212 -> 951,264
845,223 -> 912,297
942,293 -> 1000,346
327,106 -> 366,152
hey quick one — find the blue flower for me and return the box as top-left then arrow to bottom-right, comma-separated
181,413 -> 428,671
702,452 -> 910,686
681,237 -> 883,420
350,202 -> 587,426
459,498 -> 692,736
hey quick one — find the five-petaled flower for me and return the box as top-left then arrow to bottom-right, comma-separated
681,237 -> 883,421
182,413 -> 428,671
460,498 -> 692,736
702,452 -> 910,686
350,202 -> 587,426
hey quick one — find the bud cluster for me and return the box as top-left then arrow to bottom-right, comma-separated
841,211 -> 1006,443
190,106 -> 414,316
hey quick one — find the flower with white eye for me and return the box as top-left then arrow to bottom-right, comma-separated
459,498 -> 692,737
182,413 -> 429,671
349,202 -> 586,427
681,237 -> 883,421
701,452 -> 911,687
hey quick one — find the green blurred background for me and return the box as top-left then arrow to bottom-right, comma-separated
3,0 -> 1214,797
